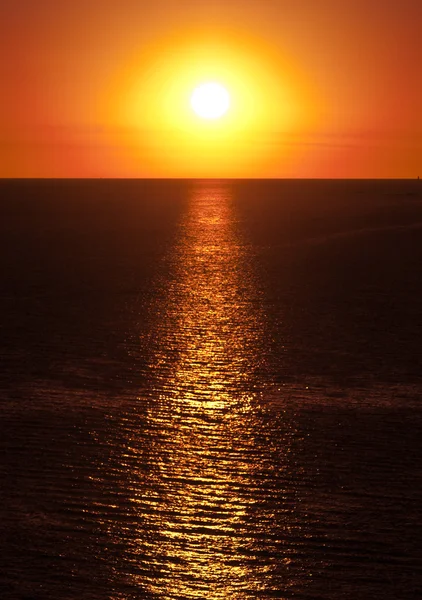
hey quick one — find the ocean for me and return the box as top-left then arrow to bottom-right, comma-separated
0,179 -> 421,599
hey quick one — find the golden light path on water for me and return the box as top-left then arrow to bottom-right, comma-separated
119,182 -> 305,599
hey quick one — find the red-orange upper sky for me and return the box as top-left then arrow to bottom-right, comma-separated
1,0 -> 421,177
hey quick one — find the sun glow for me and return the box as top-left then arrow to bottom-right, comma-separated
190,82 -> 231,120
107,31 -> 318,176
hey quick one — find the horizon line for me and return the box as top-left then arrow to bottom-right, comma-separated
1,176 -> 420,182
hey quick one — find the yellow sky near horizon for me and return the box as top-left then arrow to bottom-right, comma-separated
1,0 -> 421,177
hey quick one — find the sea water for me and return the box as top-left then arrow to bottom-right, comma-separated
0,179 -> 421,599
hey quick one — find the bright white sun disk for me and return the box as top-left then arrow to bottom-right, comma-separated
190,82 -> 230,120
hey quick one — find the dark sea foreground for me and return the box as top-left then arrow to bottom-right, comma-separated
0,179 -> 421,599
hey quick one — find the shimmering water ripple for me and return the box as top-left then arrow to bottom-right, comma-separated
124,184 -> 282,598
1,180 -> 422,599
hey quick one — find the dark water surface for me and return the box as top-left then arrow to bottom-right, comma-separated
1,179 -> 421,599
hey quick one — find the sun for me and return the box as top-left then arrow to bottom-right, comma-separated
190,82 -> 231,120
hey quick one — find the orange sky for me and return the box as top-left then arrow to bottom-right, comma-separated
1,0 -> 421,178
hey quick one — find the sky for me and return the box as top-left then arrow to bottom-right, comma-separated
1,0 -> 421,178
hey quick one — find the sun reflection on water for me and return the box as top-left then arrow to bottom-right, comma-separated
152,181 -> 265,400
122,182 -> 301,598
